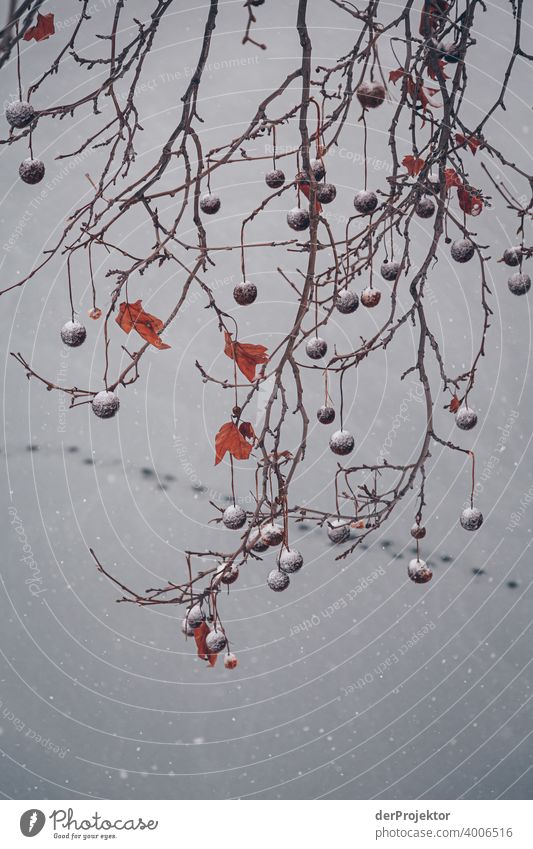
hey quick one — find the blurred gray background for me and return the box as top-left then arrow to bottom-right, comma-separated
0,0 -> 532,800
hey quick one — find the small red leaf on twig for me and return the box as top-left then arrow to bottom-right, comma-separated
449,395 -> 461,413
457,185 -> 483,216
116,300 -> 170,349
224,330 -> 268,382
445,168 -> 462,189
402,155 -> 425,176
296,174 -> 322,213
193,623 -> 217,667
389,68 -> 405,84
239,421 -> 256,441
24,12 -> 55,42
215,422 -> 254,465
455,133 -> 481,155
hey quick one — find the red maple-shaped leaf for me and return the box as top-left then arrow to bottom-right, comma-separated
389,68 -> 405,84
224,331 -> 268,382
457,185 -> 483,216
116,300 -> 170,349
23,12 -> 55,42
445,168 -> 462,189
455,133 -> 481,155
402,155 -> 425,176
215,422 -> 254,465
193,623 -> 217,667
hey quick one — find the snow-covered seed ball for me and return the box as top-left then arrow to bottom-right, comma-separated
508,272 -> 531,296
5,100 -> 35,128
306,337 -> 327,359
415,197 -> 436,219
335,289 -> 359,314
206,629 -> 227,653
181,618 -> 195,636
460,507 -> 483,531
317,183 -> 337,204
91,391 -> 120,419
361,287 -> 381,308
249,0 -> 265,5
233,280 -> 257,305
199,193 -> 221,214
287,207 -> 310,231
503,246 -> 521,267
223,505 -> 246,530
329,429 -> 354,456
451,238 -> 475,263
220,562 -> 239,585
354,189 -> 378,215
380,261 -> 400,281
224,652 -> 238,669
278,547 -> 303,574
265,169 -> 285,189
186,604 -> 204,629
19,158 -> 45,184
60,320 -> 86,347
411,524 -> 426,539
327,518 -> 351,544
317,405 -> 335,424
310,158 -> 325,181
356,80 -> 386,110
260,523 -> 284,546
248,531 -> 269,552
455,406 -> 478,430
267,569 -> 290,592
408,558 -> 433,584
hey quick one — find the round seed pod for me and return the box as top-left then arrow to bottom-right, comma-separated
306,337 -> 327,359
380,261 -> 401,281
361,287 -> 381,307
181,618 -> 195,637
265,169 -> 285,189
407,558 -> 433,584
220,562 -> 239,585
455,406 -> 478,430
317,405 -> 335,425
260,523 -> 284,546
248,531 -> 269,552
224,652 -> 238,669
186,604 -> 204,629
278,547 -> 303,574
451,238 -> 475,263
335,289 -> 359,314
354,189 -> 378,215
329,429 -> 354,456
411,524 -> 426,539
356,80 -> 386,110
316,183 -> 337,204
19,158 -> 45,184
287,207 -> 310,231
206,629 -> 227,653
503,246 -> 521,267
5,100 -> 35,128
327,518 -> 351,544
199,193 -> 221,214
309,158 -> 325,181
267,569 -> 290,592
508,272 -> 531,296
460,507 -> 483,531
415,197 -> 436,219
222,505 -> 247,530
233,280 -> 257,305
91,391 -> 120,419
60,320 -> 86,348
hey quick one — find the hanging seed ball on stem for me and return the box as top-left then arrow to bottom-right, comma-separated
233,280 -> 257,305
317,183 -> 337,204
60,320 -> 86,347
356,80 -> 386,110
309,158 -> 326,181
335,288 -> 359,314
287,207 -> 310,231
361,287 -> 381,308
407,558 -> 433,584
354,189 -> 378,215
381,260 -> 401,281
181,618 -> 195,637
19,158 -> 45,184
411,524 -> 426,540
503,246 -> 521,267
306,337 -> 327,359
460,507 -> 483,531
5,100 -> 35,128
222,505 -> 247,529
451,238 -> 475,263
92,391 -> 120,419
260,522 -> 284,546
327,518 -> 351,544
317,405 -> 335,425
265,169 -> 285,189
508,272 -> 531,296
415,196 -> 436,219
186,604 -> 204,629
455,406 -> 478,430
199,193 -> 221,214
220,562 -> 239,585
267,569 -> 290,592
224,652 -> 238,669
248,530 -> 269,552
278,547 -> 304,574
329,429 -> 354,456
206,629 -> 227,654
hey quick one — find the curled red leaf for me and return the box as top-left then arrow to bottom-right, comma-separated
224,331 -> 268,382
116,300 -> 170,349
23,12 -> 55,42
193,623 -> 217,667
457,185 -> 483,216
215,421 -> 254,466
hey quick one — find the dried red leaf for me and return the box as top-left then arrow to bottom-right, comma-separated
455,133 -> 481,155
23,12 -> 55,42
239,421 -> 256,441
402,155 -> 425,177
406,77 -> 440,112
215,422 -> 254,466
445,168 -> 462,189
224,331 -> 268,382
296,175 -> 322,213
449,395 -> 461,413
427,59 -> 449,81
389,68 -> 405,84
193,623 -> 217,667
457,184 -> 483,216
116,300 -> 170,349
